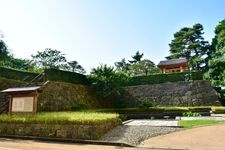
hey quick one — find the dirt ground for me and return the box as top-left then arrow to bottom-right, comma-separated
141,123 -> 225,150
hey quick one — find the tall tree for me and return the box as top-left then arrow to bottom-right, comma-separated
206,19 -> 225,86
128,51 -> 144,64
31,48 -> 67,70
167,23 -> 210,71
68,61 -> 86,74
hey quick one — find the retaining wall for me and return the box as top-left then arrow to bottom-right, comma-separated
0,120 -> 121,140
124,80 -> 220,107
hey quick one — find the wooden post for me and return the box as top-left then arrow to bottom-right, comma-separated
180,66 -> 183,72
8,95 -> 12,115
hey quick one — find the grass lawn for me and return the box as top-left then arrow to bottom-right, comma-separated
180,120 -> 224,128
0,112 -> 120,125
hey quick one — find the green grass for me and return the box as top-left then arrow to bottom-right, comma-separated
180,120 -> 224,128
0,112 -> 120,125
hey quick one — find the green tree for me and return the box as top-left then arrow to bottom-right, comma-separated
128,51 -> 144,64
3,56 -> 35,71
206,19 -> 225,86
114,58 -> 130,72
167,23 -> 210,71
128,59 -> 160,76
0,33 -> 9,66
68,61 -> 86,74
32,48 -> 67,70
89,64 -> 129,100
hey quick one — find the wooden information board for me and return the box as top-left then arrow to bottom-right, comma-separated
12,97 -> 34,112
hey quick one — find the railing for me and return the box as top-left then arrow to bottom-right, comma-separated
26,72 -> 46,86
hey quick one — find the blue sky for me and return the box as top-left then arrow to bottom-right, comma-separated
0,0 -> 225,72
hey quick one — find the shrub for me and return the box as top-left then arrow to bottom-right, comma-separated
182,111 -> 201,117
119,114 -> 128,121
138,100 -> 154,108
89,64 -> 129,98
88,64 -> 129,108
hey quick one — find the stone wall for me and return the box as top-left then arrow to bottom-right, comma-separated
0,120 -> 121,140
124,80 -> 220,106
0,78 -> 107,112
38,81 -> 108,111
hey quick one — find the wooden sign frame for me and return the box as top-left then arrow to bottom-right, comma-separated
8,91 -> 38,115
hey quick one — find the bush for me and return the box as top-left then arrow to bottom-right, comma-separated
182,111 -> 202,117
45,68 -> 90,85
119,114 -> 128,121
126,71 -> 204,86
138,100 -> 154,108
0,67 -> 38,81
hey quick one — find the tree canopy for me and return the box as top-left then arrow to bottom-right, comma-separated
114,58 -> 130,73
115,51 -> 159,76
206,19 -> 225,86
31,48 -> 67,70
0,34 -> 9,65
3,56 -> 35,71
167,23 -> 210,71
128,51 -> 144,64
128,59 -> 160,76
68,61 -> 86,74
89,64 -> 128,98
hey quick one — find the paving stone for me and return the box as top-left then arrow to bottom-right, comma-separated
124,120 -> 179,127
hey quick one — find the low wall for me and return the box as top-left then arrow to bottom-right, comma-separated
0,120 -> 121,140
124,80 -> 220,107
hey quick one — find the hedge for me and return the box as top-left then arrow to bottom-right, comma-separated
93,106 -> 211,113
0,67 -> 38,82
45,69 -> 90,85
211,106 -> 225,114
126,71 -> 204,86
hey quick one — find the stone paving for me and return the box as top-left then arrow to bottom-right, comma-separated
180,116 -> 225,120
124,119 -> 179,127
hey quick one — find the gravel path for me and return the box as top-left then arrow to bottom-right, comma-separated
100,125 -> 183,146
